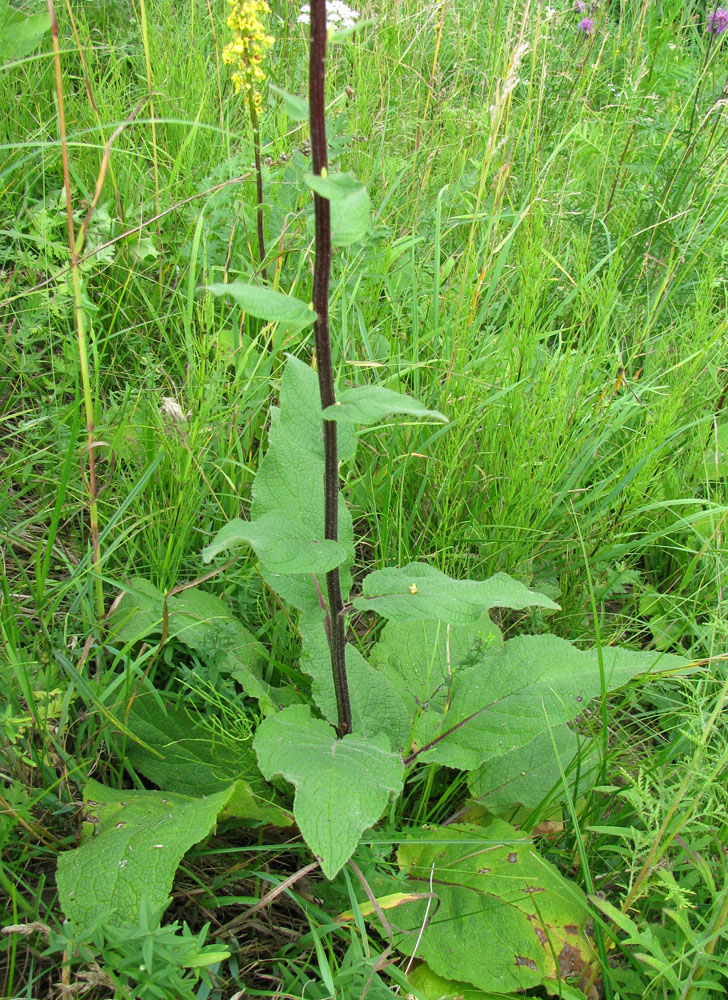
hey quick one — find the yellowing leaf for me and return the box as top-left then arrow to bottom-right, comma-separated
381,822 -> 598,994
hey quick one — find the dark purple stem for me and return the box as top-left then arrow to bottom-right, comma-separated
310,0 -> 352,737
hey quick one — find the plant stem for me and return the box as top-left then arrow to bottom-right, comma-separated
309,0 -> 352,737
48,0 -> 105,629
247,92 -> 268,286
137,0 -> 163,290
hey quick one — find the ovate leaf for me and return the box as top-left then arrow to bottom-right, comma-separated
125,698 -> 292,826
372,626 -> 690,806
322,385 -> 446,425
57,780 -> 234,927
389,822 -> 597,995
354,562 -> 559,624
250,356 -> 355,613
331,184 -> 370,245
202,513 -> 349,574
407,963 -> 517,999
369,613 -> 502,754
468,725 -> 595,810
204,282 -> 315,329
253,705 -> 404,878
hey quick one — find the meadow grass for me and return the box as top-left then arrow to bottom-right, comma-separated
1,0 -> 727,997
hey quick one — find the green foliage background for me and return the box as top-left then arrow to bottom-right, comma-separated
1,0 -> 727,997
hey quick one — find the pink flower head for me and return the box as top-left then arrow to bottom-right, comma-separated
578,16 -> 594,34
574,0 -> 587,11
707,7 -> 728,33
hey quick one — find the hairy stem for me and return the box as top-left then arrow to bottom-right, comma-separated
309,0 -> 352,737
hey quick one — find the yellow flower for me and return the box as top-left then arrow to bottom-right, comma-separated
222,0 -> 274,107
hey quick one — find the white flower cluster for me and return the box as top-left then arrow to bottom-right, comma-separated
297,0 -> 360,30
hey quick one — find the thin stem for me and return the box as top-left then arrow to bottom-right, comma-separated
247,93 -> 268,286
309,0 -> 352,737
137,0 -> 163,289
47,0 -> 104,629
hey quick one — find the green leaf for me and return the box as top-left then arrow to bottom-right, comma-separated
331,184 -> 370,246
204,282 -> 315,329
369,613 -> 502,752
125,698 -> 292,826
108,578 -> 275,711
56,779 -> 234,926
388,822 -> 597,995
304,172 -> 370,246
299,610 -> 411,750
0,0 -> 51,61
372,625 -> 690,806
304,171 -> 365,201
202,512 -> 349,574
354,563 -> 560,624
250,356 -> 355,613
467,726 -> 596,810
253,705 -> 404,878
407,963 -> 517,999
269,84 -> 309,120
322,385 -> 447,425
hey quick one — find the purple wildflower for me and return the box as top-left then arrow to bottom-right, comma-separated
574,0 -> 587,12
578,16 -> 594,34
706,7 -> 728,33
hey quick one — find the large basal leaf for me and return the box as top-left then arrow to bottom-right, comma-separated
388,822 -> 597,995
202,512 -> 349,574
469,726 -> 598,810
125,697 -> 291,827
298,610 -> 411,751
407,962 -> 519,1000
373,627 -> 690,806
204,282 -> 315,330
407,963 -> 589,1000
250,356 -> 355,613
108,578 -> 275,711
468,724 -> 601,811
442,636 -> 689,798
370,613 -> 502,723
353,563 -> 560,624
253,705 -> 404,878
321,385 -> 447,425
396,635 -> 689,805
57,779 -> 234,927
